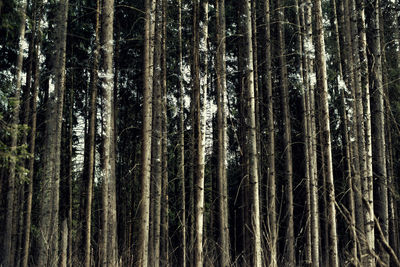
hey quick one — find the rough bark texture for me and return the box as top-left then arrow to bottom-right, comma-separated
22,6 -> 42,265
37,0 -> 68,265
216,0 -> 230,266
332,0 -> 358,264
138,0 -> 154,265
303,2 -> 320,265
297,1 -> 312,264
244,0 -> 262,265
98,0 -> 117,264
150,0 -> 163,265
276,1 -> 295,264
160,0 -> 169,265
263,0 -> 277,265
371,0 -> 388,265
178,1 -> 186,266
3,0 -> 27,266
314,1 -> 339,266
84,1 -> 100,266
193,1 -> 208,266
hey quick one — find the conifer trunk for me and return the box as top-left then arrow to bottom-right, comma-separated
314,0 -> 339,265
243,0 -> 262,265
138,0 -> 154,265
277,1 -> 295,264
22,5 -> 42,265
216,0 -> 230,265
84,0 -> 100,266
371,0 -> 388,264
98,0 -> 116,264
3,0 -> 27,266
263,0 -> 277,265
177,0 -> 186,266
37,0 -> 69,265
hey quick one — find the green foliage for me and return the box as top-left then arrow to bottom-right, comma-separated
0,111 -> 31,182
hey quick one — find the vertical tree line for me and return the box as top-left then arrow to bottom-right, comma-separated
1,0 -> 400,266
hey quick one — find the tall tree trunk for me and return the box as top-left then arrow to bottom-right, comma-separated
37,0 -> 68,265
332,0 -> 358,264
371,0 -> 388,264
22,5 -> 42,265
150,0 -> 163,265
137,0 -> 154,265
177,0 -> 186,266
356,0 -> 374,264
193,1 -> 208,266
341,1 -> 366,262
297,1 -> 312,264
243,0 -> 262,265
263,0 -> 277,265
160,0 -> 169,265
84,0 -> 101,266
314,0 -> 339,265
302,2 -> 320,265
98,0 -> 116,264
67,81 -> 74,267
216,0 -> 230,266
276,1 -> 295,264
3,1 -> 27,266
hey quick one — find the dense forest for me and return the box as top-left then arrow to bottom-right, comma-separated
1,0 -> 400,266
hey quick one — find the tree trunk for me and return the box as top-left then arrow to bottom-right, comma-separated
216,0 -> 230,266
243,0 -> 262,265
263,0 -> 277,265
37,0 -> 68,265
341,1 -> 366,262
84,0 -> 100,266
302,1 -> 320,265
60,219 -> 68,267
177,0 -> 186,266
98,0 -> 116,264
137,0 -> 154,265
356,0 -> 374,264
371,0 -> 388,264
297,1 -> 312,264
3,1 -> 27,266
22,5 -> 42,265
193,1 -> 208,266
314,0 -> 339,265
160,0 -> 169,265
332,0 -> 358,264
150,0 -> 163,265
276,1 -> 295,264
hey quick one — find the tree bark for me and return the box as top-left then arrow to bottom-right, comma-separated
84,0 -> 101,266
150,0 -> 163,265
160,0 -> 169,265
332,0 -> 358,264
37,0 -> 69,265
302,1 -> 320,265
137,0 -> 154,265
193,1 -> 208,266
98,0 -> 116,264
314,0 -> 339,266
276,1 -> 296,264
216,0 -> 230,266
243,0 -> 262,265
177,1 -> 186,266
371,0 -> 388,265
22,4 -> 42,265
3,1 -> 27,266
263,1 -> 277,265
